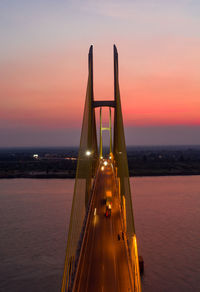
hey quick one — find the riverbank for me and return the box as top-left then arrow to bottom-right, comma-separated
1,169 -> 200,179
1,145 -> 200,179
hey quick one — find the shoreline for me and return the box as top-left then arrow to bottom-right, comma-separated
1,171 -> 200,179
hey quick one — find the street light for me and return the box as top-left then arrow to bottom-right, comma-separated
86,150 -> 91,156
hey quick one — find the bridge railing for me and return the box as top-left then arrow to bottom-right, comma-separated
113,163 -> 142,292
66,163 -> 100,292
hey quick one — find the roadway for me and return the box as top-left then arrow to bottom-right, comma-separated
73,160 -> 133,292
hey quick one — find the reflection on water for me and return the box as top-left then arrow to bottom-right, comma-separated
0,176 -> 200,291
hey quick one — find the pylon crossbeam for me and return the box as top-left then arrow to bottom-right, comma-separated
93,100 -> 116,108
102,127 -> 110,131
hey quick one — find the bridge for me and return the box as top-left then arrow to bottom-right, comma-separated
62,45 -> 142,292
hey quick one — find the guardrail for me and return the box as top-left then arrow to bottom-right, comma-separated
67,164 -> 100,292
113,163 -> 142,292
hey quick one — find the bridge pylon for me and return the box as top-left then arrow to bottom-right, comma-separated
61,46 -> 98,292
113,45 -> 141,291
99,106 -> 113,158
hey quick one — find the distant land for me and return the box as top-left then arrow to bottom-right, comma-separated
0,145 -> 200,178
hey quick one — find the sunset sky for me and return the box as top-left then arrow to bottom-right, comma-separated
1,0 -> 200,147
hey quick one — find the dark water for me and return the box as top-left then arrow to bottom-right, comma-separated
0,176 -> 200,292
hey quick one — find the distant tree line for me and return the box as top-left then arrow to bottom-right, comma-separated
0,146 -> 200,178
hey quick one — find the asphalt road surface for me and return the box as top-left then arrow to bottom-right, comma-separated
73,160 -> 133,292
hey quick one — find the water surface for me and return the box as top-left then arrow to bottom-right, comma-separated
0,176 -> 200,291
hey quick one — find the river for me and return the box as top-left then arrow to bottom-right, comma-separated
0,176 -> 200,291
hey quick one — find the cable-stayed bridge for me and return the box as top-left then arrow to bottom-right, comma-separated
62,45 -> 142,292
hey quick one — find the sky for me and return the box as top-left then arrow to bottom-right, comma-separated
0,0 -> 200,147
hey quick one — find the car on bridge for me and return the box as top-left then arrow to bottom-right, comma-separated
105,191 -> 112,217
105,203 -> 112,217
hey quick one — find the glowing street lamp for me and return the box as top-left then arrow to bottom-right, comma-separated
33,154 -> 39,159
86,150 -> 91,156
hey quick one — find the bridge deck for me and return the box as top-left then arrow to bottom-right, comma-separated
73,160 -> 133,292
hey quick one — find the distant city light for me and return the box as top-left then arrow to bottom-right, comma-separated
33,154 -> 39,159
103,161 -> 108,166
86,150 -> 91,156
65,157 -> 77,160
101,166 -> 104,171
